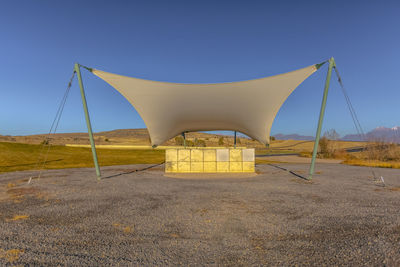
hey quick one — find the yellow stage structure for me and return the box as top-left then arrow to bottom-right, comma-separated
165,148 -> 255,173
73,58 -> 337,179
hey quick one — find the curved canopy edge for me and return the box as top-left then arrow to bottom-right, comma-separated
91,64 -> 320,146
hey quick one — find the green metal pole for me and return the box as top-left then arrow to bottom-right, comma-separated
182,132 -> 186,148
74,63 -> 101,179
308,57 -> 335,180
234,131 -> 237,148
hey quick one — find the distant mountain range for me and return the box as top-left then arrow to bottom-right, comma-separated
273,133 -> 314,141
341,126 -> 400,143
274,126 -> 400,143
1,126 -> 399,145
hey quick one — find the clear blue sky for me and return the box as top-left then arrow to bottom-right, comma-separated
1,0 -> 399,138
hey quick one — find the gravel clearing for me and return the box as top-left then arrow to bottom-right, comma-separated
0,163 -> 399,266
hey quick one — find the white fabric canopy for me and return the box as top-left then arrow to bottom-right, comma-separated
92,64 -> 318,146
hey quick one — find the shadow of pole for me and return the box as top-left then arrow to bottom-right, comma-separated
101,162 -> 165,180
265,163 -> 309,181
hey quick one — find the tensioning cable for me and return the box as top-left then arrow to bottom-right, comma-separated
333,65 -> 383,184
28,71 -> 76,184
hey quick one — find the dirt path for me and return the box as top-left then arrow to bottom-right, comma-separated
258,154 -> 342,164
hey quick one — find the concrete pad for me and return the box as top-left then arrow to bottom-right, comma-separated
164,172 -> 258,179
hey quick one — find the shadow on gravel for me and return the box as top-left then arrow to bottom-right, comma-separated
101,163 -> 165,180
266,163 -> 309,181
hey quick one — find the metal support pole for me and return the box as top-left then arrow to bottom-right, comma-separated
182,132 -> 186,148
234,131 -> 237,148
74,63 -> 101,179
308,57 -> 335,180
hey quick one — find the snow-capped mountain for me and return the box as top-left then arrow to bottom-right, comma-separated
274,126 -> 400,143
342,126 -> 400,143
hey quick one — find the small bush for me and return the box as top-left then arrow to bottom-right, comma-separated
186,140 -> 194,147
365,141 -> 400,161
194,138 -> 206,147
41,139 -> 49,145
175,136 -> 184,146
318,137 -> 331,158
299,151 -> 312,158
218,137 -> 224,146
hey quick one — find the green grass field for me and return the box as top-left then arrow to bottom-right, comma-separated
0,142 -> 165,174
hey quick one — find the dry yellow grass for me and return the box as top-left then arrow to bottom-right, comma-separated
343,159 -> 400,169
268,139 -> 366,152
255,158 -> 287,164
112,223 -> 134,233
123,226 -> 133,233
6,215 -> 29,221
0,248 -> 24,263
7,183 -> 16,188
309,140 -> 400,169
256,140 -> 367,157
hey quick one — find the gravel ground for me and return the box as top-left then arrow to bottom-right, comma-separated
0,163 -> 399,266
